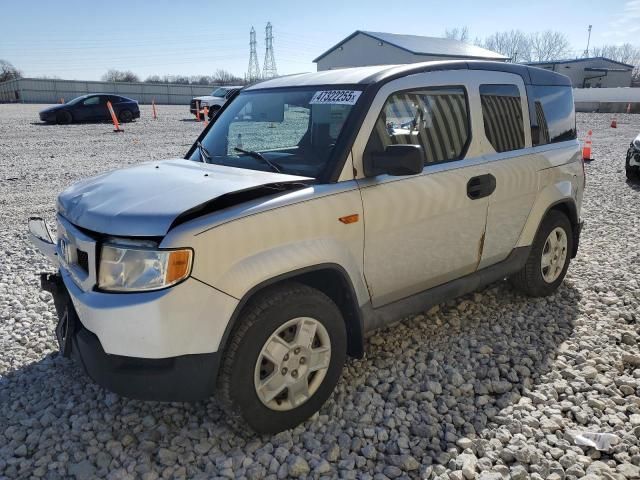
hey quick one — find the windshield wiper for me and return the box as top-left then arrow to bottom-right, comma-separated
234,147 -> 282,173
196,141 -> 212,163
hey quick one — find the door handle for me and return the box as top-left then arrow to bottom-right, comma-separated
467,174 -> 496,200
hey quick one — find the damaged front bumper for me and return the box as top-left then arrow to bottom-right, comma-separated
28,217 -> 231,402
39,272 -> 221,401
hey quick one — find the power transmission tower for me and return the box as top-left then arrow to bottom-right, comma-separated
247,27 -> 261,82
262,22 -> 278,79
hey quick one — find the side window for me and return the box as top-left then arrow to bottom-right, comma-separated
365,87 -> 469,165
526,85 -> 576,146
479,84 -> 525,153
82,96 -> 100,106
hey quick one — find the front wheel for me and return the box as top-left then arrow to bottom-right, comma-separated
510,210 -> 573,297
56,111 -> 72,125
208,105 -> 220,120
218,282 -> 346,434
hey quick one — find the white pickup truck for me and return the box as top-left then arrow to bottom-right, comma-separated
29,60 -> 584,434
190,85 -> 243,119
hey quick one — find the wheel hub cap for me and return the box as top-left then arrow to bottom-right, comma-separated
254,317 -> 331,411
541,227 -> 568,283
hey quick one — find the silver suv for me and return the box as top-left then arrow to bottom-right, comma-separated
29,60 -> 584,434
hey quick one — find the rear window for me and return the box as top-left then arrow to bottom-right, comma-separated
479,84 -> 525,153
526,85 -> 576,146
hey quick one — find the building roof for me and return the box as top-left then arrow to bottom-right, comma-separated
312,30 -> 509,63
525,56 -> 634,69
246,60 -> 570,91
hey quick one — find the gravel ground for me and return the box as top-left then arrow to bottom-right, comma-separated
1,104 -> 640,480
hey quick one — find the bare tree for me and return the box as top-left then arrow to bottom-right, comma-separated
444,27 -> 470,43
190,75 -> 215,85
144,75 -> 164,83
0,60 -> 22,83
482,30 -> 531,62
101,69 -> 140,82
212,69 -> 243,85
590,43 -> 640,65
529,31 -> 572,62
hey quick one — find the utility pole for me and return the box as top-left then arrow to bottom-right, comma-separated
247,27 -> 261,82
584,25 -> 592,57
262,22 -> 278,79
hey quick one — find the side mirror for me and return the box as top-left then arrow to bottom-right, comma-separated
364,144 -> 425,177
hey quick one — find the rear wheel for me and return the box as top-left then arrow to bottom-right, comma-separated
218,282 -> 347,434
510,210 -> 573,297
119,109 -> 133,123
56,111 -> 72,125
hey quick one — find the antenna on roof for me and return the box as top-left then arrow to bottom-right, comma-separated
584,25 -> 592,58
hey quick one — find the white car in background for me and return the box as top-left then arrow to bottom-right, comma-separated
190,86 -> 243,119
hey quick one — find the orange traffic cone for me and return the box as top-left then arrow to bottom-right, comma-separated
203,106 -> 209,125
582,130 -> 593,162
152,98 -> 157,120
611,117 -> 617,128
106,101 -> 123,133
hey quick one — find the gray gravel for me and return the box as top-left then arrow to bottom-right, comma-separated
1,104 -> 640,479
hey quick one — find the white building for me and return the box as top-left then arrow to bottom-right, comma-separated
524,57 -> 634,88
313,31 -> 508,71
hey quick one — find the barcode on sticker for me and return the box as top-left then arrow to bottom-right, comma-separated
309,90 -> 362,105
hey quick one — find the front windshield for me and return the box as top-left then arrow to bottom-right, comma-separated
211,88 -> 228,98
190,87 -> 362,178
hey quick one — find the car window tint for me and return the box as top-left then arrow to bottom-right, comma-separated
365,87 -> 469,165
479,84 -> 525,153
82,96 -> 100,106
526,85 -> 576,146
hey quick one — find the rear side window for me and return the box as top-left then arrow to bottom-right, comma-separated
526,85 -> 576,146
479,84 -> 525,153
365,87 -> 470,165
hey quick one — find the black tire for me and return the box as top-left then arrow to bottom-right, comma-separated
218,282 -> 347,434
56,111 -> 72,125
627,167 -> 640,181
208,105 -> 221,120
119,109 -> 133,123
510,210 -> 573,297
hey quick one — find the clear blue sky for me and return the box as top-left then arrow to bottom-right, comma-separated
1,0 -> 639,81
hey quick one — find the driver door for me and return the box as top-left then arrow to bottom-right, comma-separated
357,84 -> 490,307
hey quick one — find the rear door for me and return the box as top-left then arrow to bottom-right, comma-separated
475,75 -> 539,268
353,71 -> 491,307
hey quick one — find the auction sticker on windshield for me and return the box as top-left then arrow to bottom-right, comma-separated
310,90 -> 362,105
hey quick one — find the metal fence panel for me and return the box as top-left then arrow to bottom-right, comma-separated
0,78 -> 236,104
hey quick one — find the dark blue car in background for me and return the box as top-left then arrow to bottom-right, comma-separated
39,94 -> 140,124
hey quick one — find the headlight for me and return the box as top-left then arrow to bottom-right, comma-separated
200,101 -> 209,107
633,139 -> 640,149
98,244 -> 193,292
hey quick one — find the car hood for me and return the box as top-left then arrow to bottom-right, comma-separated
40,105 -> 65,114
57,159 -> 311,237
193,96 -> 218,102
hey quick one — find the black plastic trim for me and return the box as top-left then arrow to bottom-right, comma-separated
361,246 -> 532,333
218,263 -> 365,360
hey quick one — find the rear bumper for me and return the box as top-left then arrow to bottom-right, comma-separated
42,272 -> 220,401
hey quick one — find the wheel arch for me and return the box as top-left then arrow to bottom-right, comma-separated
217,264 -> 365,362
524,198 -> 580,258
